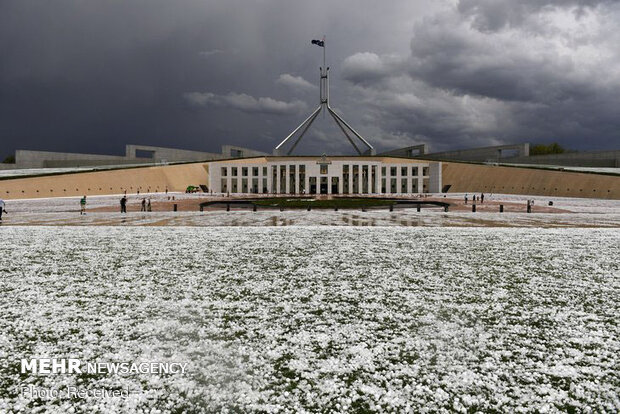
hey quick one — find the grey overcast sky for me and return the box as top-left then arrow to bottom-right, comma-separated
1,0 -> 619,157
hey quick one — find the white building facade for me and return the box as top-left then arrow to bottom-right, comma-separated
208,156 -> 442,195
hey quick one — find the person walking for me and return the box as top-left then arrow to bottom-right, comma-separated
120,196 -> 127,213
464,194 -> 468,205
147,198 -> 152,212
141,198 -> 146,212
0,199 -> 7,220
481,193 -> 485,204
79,196 -> 87,215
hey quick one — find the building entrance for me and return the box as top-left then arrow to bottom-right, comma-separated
309,177 -> 317,194
331,177 -> 339,194
320,177 -> 328,194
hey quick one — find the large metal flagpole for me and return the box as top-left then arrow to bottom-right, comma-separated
274,37 -> 375,156
323,36 -> 326,75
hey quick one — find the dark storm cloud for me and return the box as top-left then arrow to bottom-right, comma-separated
341,0 -> 620,151
1,0 -> 618,158
184,92 -> 307,115
275,74 -> 317,92
340,53 -> 396,85
457,0 -> 616,32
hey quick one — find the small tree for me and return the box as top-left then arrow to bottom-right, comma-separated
530,142 -> 565,156
2,154 -> 15,164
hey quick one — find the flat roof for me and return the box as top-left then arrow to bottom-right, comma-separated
208,155 -> 435,163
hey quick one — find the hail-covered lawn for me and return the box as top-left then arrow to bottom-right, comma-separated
2,193 -> 620,227
0,226 -> 618,413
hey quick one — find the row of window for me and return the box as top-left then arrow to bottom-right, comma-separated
220,176 -> 429,194
221,166 -> 269,177
380,166 -> 429,177
220,165 -> 429,177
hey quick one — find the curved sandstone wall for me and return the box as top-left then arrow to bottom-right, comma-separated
2,160 -> 618,200
442,162 -> 620,199
0,163 -> 209,200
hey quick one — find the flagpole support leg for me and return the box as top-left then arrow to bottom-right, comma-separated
274,37 -> 374,156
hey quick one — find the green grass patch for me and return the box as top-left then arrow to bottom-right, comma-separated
253,198 -> 396,209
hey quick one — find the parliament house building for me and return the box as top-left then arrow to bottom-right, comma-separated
208,156 -> 442,195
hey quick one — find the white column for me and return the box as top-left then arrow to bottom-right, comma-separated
429,162 -> 442,193
358,166 -> 362,194
327,176 -> 332,194
366,165 -> 371,194
267,166 -> 272,193
276,165 -> 281,194
305,173 -> 310,195
359,165 -> 364,194
285,165 -> 290,194
348,165 -> 352,195
396,165 -> 400,195
296,165 -> 300,194
338,169 -> 343,195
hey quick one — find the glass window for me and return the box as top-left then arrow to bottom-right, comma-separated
252,167 -> 259,176
343,165 -> 349,173
320,164 -> 328,174
390,167 -> 397,176
221,167 -> 228,177
280,165 -> 286,193
299,169 -> 305,193
423,167 -> 429,176
371,165 -> 377,193
231,167 -> 238,177
381,166 -> 386,176
401,166 -> 407,176
263,166 -> 267,176
242,167 -> 248,176
362,165 -> 369,194
412,167 -> 418,176
271,166 -> 277,193
289,165 -> 296,194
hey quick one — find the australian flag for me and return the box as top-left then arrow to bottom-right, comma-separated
311,39 -> 325,47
